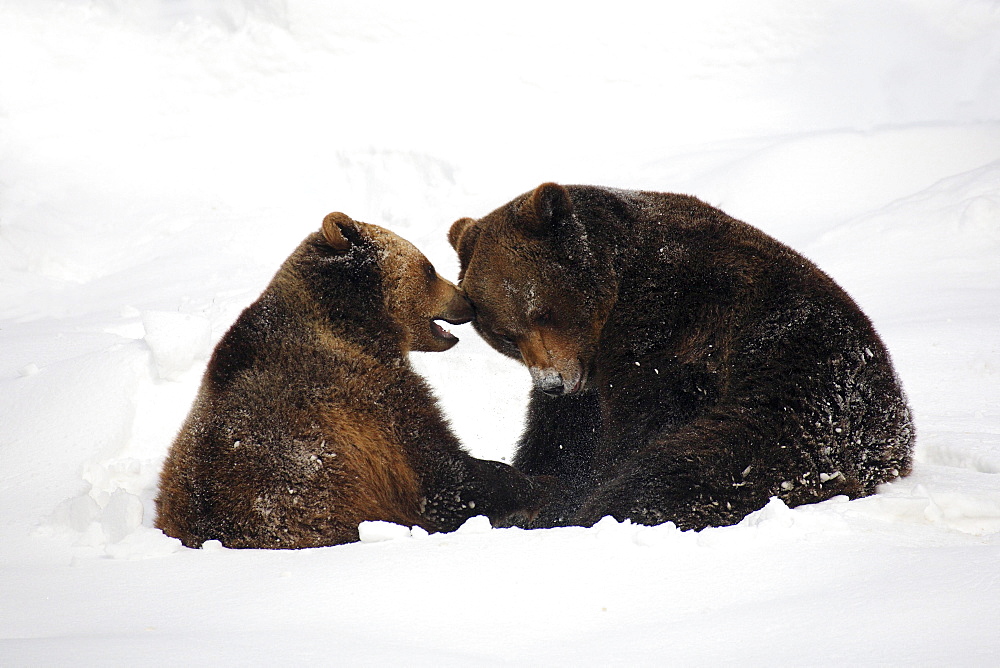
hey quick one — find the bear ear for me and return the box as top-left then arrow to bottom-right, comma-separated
448,217 -> 481,272
321,212 -> 354,252
520,182 -> 574,236
448,217 -> 476,251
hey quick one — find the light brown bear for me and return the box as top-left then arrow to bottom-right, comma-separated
156,212 -> 547,548
449,183 -> 914,530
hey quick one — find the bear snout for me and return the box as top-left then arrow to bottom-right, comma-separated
529,367 -> 565,396
438,291 -> 475,325
529,365 -> 584,396
517,327 -> 587,396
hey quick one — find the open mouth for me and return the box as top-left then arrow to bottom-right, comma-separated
430,319 -> 459,343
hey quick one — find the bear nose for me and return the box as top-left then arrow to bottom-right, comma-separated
442,292 -> 474,325
529,367 -> 565,397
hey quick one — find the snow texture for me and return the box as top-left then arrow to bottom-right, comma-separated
1,1 -> 998,665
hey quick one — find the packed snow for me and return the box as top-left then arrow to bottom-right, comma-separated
2,1 -> 998,664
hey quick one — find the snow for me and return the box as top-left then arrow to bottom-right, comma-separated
1,0 -> 998,664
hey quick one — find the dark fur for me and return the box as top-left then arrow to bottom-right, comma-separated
450,184 -> 914,530
156,214 -> 546,548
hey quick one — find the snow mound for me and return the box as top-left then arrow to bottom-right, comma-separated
141,310 -> 213,381
358,521 -> 413,543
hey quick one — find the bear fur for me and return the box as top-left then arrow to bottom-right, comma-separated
156,212 -> 547,548
449,183 -> 915,530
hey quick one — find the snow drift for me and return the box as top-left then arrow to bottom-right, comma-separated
1,1 -> 998,664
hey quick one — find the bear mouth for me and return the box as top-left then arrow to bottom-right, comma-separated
430,319 -> 459,343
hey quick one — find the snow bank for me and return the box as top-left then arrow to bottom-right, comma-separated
1,0 -> 998,664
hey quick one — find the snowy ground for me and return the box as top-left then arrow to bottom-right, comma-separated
2,1 -> 999,664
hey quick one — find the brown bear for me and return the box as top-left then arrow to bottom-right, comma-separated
449,183 -> 915,530
156,212 -> 547,548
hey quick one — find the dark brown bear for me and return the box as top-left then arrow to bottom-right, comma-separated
156,212 -> 547,548
449,183 -> 914,530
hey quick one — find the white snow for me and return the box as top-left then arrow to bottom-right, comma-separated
357,521 -> 413,544
141,310 -> 213,381
2,1 -> 998,664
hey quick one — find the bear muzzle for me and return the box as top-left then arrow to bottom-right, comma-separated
517,327 -> 588,395
529,363 -> 586,397
429,291 -> 475,347
438,291 -> 475,325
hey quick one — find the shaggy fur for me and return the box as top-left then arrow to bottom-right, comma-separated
449,183 -> 914,530
156,213 -> 546,548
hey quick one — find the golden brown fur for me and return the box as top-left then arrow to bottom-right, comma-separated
156,213 -> 546,548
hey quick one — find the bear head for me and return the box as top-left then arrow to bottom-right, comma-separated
323,212 -> 473,353
448,183 -> 615,396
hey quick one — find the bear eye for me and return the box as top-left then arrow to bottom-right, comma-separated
424,263 -> 437,280
498,333 -> 518,346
